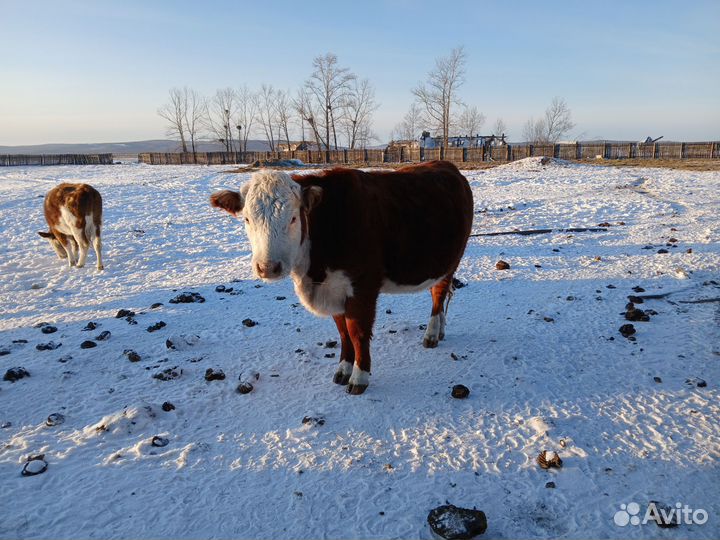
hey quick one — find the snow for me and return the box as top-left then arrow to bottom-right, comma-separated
0,158 -> 719,539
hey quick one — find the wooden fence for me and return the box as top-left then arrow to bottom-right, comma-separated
0,154 -> 115,166
138,141 -> 719,166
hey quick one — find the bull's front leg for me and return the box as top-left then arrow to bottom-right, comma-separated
332,314 -> 355,385
344,292 -> 378,395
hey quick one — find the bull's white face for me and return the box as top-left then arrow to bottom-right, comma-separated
240,171 -> 302,281
242,171 -> 305,281
211,170 -> 322,281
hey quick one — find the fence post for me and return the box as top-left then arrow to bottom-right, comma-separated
681,142 -> 687,159
576,142 -> 581,160
604,142 -> 610,159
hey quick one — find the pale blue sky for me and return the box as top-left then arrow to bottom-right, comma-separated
1,0 -> 718,145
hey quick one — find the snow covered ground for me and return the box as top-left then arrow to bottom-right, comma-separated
0,158 -> 718,539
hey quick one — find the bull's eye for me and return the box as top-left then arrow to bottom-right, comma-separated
290,216 -> 297,225
244,217 -> 250,224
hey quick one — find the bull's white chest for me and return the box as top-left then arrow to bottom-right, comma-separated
292,269 -> 354,317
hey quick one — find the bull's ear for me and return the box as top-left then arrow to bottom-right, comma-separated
210,189 -> 244,217
38,231 -> 53,238
302,186 -> 323,212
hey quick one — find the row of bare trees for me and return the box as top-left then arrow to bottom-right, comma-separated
392,46 -> 575,145
158,54 -> 379,155
159,49 -> 577,153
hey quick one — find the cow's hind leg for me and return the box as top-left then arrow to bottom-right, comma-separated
89,221 -> 103,270
61,235 -> 78,267
75,239 -> 90,268
345,293 -> 377,395
332,314 -> 355,385
73,219 -> 91,268
423,275 -> 453,348
93,235 -> 104,270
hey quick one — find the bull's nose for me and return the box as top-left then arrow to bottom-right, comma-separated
255,261 -> 283,278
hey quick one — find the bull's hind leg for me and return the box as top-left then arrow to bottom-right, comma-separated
332,314 -> 355,385
423,275 -> 453,348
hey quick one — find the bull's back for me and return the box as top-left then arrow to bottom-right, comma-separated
364,162 -> 473,285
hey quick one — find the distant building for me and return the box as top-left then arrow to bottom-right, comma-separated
386,139 -> 420,151
277,141 -> 322,152
420,133 -> 506,149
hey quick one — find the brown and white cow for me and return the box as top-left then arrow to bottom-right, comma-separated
211,161 -> 473,394
38,183 -> 104,270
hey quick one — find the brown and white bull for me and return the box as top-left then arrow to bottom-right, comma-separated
210,161 -> 473,394
38,183 -> 104,270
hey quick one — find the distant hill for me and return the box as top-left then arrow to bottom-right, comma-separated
0,139 -> 272,155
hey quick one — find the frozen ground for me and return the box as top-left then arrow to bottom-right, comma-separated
0,158 -> 718,539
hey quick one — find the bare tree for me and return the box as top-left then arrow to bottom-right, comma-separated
292,88 -> 309,145
235,86 -> 258,153
492,118 -> 507,138
205,88 -> 237,151
257,84 -> 278,151
544,97 -> 575,143
305,53 -> 355,154
458,105 -> 486,138
293,87 -> 327,150
412,46 -> 466,149
293,87 -> 324,148
158,88 -> 189,152
393,102 -> 424,141
341,78 -> 379,149
275,89 -> 294,151
522,117 -> 547,143
183,88 -> 205,159
353,123 -> 377,150
523,97 -> 575,143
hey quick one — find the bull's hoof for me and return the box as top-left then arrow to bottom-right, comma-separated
97,264 -> 104,271
423,337 -> 439,349
346,384 -> 368,395
333,371 -> 350,385
439,331 -> 445,341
